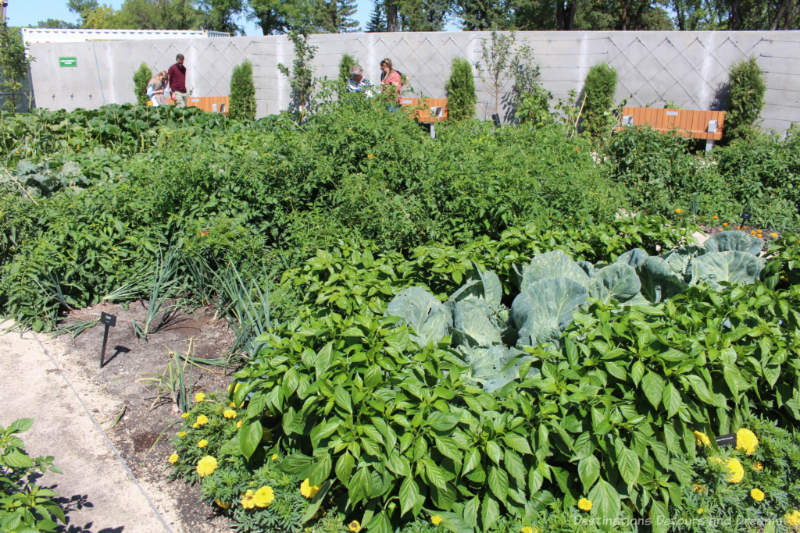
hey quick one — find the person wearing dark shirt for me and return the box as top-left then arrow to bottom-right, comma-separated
167,53 -> 188,107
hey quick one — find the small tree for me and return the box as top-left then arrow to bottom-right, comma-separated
229,60 -> 256,121
133,63 -> 152,106
445,57 -> 476,121
278,30 -> 318,122
581,62 -> 617,141
725,56 -> 765,141
0,25 -> 31,113
475,31 -> 516,119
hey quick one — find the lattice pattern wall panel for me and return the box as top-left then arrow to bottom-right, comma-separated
28,30 -> 800,132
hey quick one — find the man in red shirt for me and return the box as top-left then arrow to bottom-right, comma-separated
167,53 -> 188,107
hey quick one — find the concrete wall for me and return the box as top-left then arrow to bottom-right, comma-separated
26,30 -> 800,133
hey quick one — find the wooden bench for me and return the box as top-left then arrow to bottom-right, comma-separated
400,97 -> 448,138
617,106 -> 726,151
186,96 -> 229,115
146,96 -> 229,115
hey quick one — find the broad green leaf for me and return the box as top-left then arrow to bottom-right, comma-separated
399,477 -> 419,517
335,452 -> 354,484
588,478 -> 621,519
462,448 -> 481,476
309,452 -> 332,485
617,446 -> 640,487
641,372 -> 665,409
481,495 -> 500,531
578,455 -> 600,492
333,385 -> 352,414
503,432 -> 533,455
486,440 -> 503,464
488,466 -> 509,504
239,420 -> 263,460
8,418 -> 34,434
662,383 -> 682,418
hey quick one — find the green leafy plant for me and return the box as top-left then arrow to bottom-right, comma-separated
725,56 -> 766,141
0,25 -> 31,113
133,249 -> 179,340
230,60 -> 256,121
581,62 -> 618,142
133,63 -> 152,107
445,58 -> 476,121
0,418 -> 66,532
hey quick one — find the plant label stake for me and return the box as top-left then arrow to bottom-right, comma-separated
740,210 -> 751,231
99,312 -> 116,368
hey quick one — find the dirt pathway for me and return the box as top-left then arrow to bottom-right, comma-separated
1,320 -> 177,532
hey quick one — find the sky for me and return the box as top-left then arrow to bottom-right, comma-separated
6,0 -> 376,35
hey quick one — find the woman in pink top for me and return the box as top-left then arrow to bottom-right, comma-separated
380,58 -> 403,105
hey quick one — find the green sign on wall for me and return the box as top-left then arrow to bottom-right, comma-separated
59,57 -> 77,68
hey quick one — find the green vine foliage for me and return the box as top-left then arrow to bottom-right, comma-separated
581,62 -> 618,142
0,25 -> 31,113
133,63 -> 152,107
230,60 -> 256,121
445,58 -> 476,121
725,56 -> 766,141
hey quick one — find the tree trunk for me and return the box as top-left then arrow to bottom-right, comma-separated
387,1 -> 398,31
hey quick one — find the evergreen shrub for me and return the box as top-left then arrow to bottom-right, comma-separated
725,56 -> 766,141
133,63 -> 152,107
445,57 -> 476,121
230,60 -> 256,121
581,62 -> 618,141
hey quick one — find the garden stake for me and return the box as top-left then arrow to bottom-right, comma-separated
99,312 -> 116,368
740,210 -> 751,231
716,433 -> 736,448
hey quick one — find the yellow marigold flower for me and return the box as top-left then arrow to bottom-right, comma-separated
431,515 -> 443,526
215,498 -> 230,510
367,153 -> 375,159
693,483 -> 706,494
750,488 -> 765,502
195,392 -> 206,402
192,422 -> 199,428
181,412 -> 190,419
253,486 -> 275,508
771,232 -> 778,238
736,428 -> 759,455
195,414 -> 209,426
785,510 -> 800,528
196,456 -> 218,477
229,401 -> 236,408
521,528 -> 534,533
223,409 -> 237,419
241,489 -> 256,509
753,461 -> 764,471
723,457 -> 745,483
236,420 -> 243,429
300,478 -> 320,499
178,431 -> 186,438
697,507 -> 704,515
348,521 -> 361,532
168,453 -> 179,464
675,208 -> 682,214
198,439 -> 208,448
693,430 -> 711,447
578,498 -> 592,511
271,453 -> 278,461
723,222 -> 729,226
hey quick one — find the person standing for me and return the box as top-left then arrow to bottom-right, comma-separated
346,65 -> 374,96
146,71 -> 168,106
379,58 -> 403,105
167,53 -> 188,107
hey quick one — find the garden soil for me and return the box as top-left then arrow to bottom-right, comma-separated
0,302 -> 236,533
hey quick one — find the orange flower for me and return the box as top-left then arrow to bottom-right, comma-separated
713,215 -> 718,219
